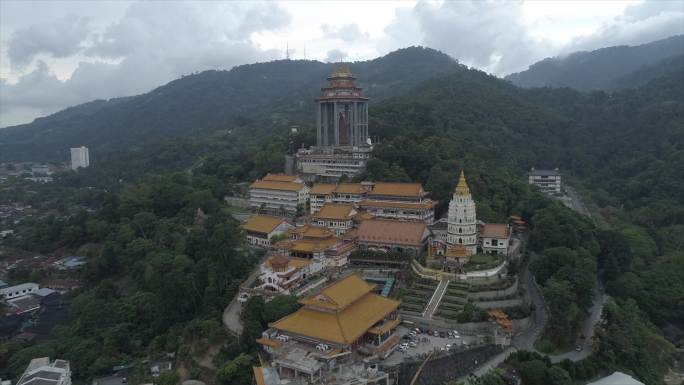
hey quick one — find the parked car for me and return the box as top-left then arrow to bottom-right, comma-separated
575,345 -> 583,352
433,331 -> 439,337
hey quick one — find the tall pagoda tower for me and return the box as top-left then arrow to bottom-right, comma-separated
316,66 -> 369,147
447,170 -> 478,254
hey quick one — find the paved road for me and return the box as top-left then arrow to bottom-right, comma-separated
222,248 -> 267,336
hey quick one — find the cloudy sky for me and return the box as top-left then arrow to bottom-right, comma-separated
1,0 -> 682,127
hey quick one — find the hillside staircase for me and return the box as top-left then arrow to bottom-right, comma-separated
422,279 -> 449,319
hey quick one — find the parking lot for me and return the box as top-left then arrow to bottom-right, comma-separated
384,326 -> 482,365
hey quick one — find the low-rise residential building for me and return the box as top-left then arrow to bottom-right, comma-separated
528,168 -> 561,195
1,283 -> 39,300
480,223 -> 511,256
312,203 -> 357,236
249,174 -> 310,216
355,219 -> 430,254
17,357 -> 71,385
258,273 -> 399,384
242,215 -> 294,247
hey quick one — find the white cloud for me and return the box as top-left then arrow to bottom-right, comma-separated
325,49 -> 349,63
8,14 -> 92,68
1,0 -> 683,127
321,23 -> 369,42
0,1 -> 290,127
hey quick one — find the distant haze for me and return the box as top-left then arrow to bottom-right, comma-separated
1,0 -> 683,127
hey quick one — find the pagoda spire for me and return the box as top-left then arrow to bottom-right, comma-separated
455,169 -> 470,196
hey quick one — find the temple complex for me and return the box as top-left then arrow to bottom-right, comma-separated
258,273 -> 400,384
295,67 -> 372,181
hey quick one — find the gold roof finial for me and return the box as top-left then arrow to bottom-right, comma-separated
331,65 -> 352,78
455,169 -> 470,196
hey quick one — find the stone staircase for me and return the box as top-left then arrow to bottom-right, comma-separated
422,279 -> 449,319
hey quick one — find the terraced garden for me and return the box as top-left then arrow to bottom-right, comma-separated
398,276 -> 438,314
434,281 -> 470,320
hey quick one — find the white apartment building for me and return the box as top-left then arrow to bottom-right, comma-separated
17,358 -> 71,385
70,146 -> 90,170
0,282 -> 39,300
249,175 -> 310,216
528,168 -> 562,195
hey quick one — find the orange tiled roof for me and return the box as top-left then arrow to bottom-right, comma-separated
446,244 -> 472,259
357,219 -> 428,246
256,338 -> 284,348
310,183 -> 336,195
262,173 -> 299,182
481,223 -> 510,239
358,199 -> 436,210
334,183 -> 366,194
368,182 -> 426,198
290,224 -> 335,239
313,203 -> 355,220
250,179 -> 306,192
288,237 -> 340,253
242,215 -> 288,234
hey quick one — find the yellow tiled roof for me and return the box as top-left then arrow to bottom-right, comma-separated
367,317 -> 401,335
313,203 -> 355,220
298,273 -> 375,310
358,199 -> 436,210
242,215 -> 288,234
270,291 -> 400,344
250,180 -> 306,192
263,173 -> 299,182
288,237 -> 339,253
264,255 -> 312,270
369,182 -> 426,197
310,183 -> 336,195
334,183 -> 366,194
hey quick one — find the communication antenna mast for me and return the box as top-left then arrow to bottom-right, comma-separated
303,44 -> 306,60
286,40 -> 290,60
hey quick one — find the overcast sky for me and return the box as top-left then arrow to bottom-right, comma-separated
1,0 -> 682,128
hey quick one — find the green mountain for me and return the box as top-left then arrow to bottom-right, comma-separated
505,35 -> 684,91
0,47 -> 460,162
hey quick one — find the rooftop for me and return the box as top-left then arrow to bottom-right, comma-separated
313,203 -> 356,220
529,168 -> 560,176
242,215 -> 289,235
262,173 -> 301,182
358,199 -> 436,210
270,275 -> 399,345
0,282 -> 39,295
264,255 -> 311,270
369,182 -> 426,198
310,183 -> 336,195
357,219 -> 428,246
481,223 -> 510,239
298,273 -> 376,310
334,183 -> 367,194
290,224 -> 335,239
250,180 -> 306,192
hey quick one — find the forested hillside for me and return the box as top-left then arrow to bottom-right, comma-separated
0,47 -> 459,162
505,35 -> 684,91
0,46 -> 682,384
